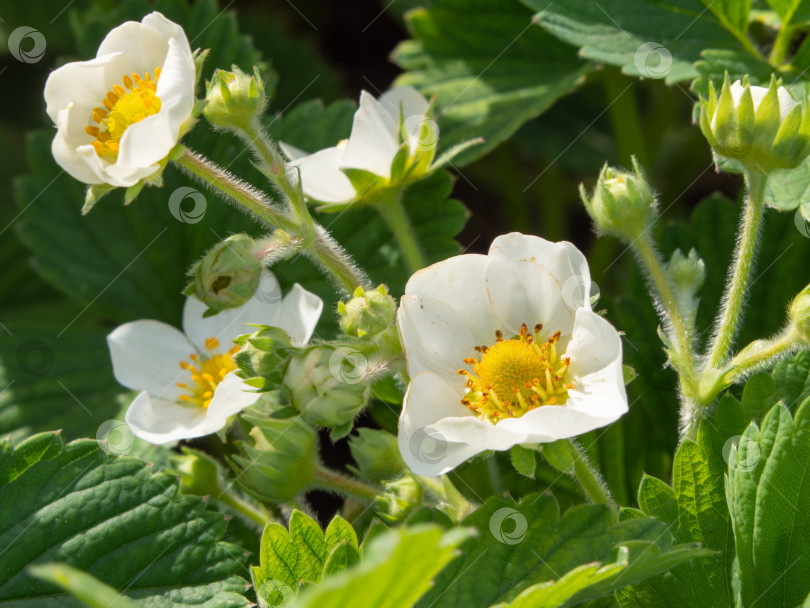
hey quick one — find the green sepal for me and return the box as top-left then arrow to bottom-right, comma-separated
82,183 -> 115,215
510,445 -> 536,478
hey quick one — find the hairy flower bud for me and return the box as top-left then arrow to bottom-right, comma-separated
790,283 -> 810,344
699,74 -> 810,173
230,412 -> 318,502
283,345 -> 370,427
233,325 -> 296,389
204,65 -> 267,130
669,248 -> 706,293
171,447 -> 225,497
374,474 -> 423,523
579,157 -> 657,241
348,428 -> 405,482
185,234 -> 263,316
339,285 -> 397,340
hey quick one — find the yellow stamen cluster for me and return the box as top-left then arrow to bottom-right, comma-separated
85,68 -> 162,160
177,337 -> 239,409
458,323 -> 573,423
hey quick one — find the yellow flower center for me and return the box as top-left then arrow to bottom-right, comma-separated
85,68 -> 162,160
458,323 -> 573,423
177,337 -> 239,409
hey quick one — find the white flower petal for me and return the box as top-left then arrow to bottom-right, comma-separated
290,146 -> 357,203
52,109 -> 103,184
403,253 -> 497,344
107,320 -> 194,400
116,109 -> 177,168
276,283 -> 324,346
279,141 -> 310,161
76,144 -> 159,188
377,86 -> 430,123
44,53 -> 130,123
341,91 -> 399,178
398,372 -> 488,476
485,233 -> 591,337
189,372 -> 262,437
183,272 -> 284,352
154,36 -> 195,131
398,295 -> 478,388
125,391 -> 207,444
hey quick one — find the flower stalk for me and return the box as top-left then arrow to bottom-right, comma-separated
370,188 -> 428,273
311,465 -> 382,501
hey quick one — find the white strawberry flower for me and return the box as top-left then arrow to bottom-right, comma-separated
44,12 -> 196,188
107,272 -> 322,444
280,86 -> 436,204
397,233 -> 628,476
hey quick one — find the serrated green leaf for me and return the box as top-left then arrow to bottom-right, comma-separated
727,399 -> 810,607
393,0 -> 589,166
527,0 -> 746,84
510,445 -> 536,478
772,351 -> 810,411
0,432 -> 249,607
414,492 -> 709,608
295,525 -> 468,608
251,511 -> 360,605
741,373 -> 778,425
618,396 -> 747,608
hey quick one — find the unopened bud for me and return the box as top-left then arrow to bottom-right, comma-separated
230,412 -> 318,502
790,283 -> 810,343
204,65 -> 267,130
348,428 -> 405,482
171,447 -> 224,497
699,74 -> 810,172
339,285 -> 396,340
283,345 -> 370,427
233,325 -> 296,389
669,248 -> 705,293
374,474 -> 423,523
185,234 -> 262,316
580,157 -> 657,241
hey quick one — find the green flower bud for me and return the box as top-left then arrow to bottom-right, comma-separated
283,345 -> 370,427
374,473 -> 423,523
230,412 -> 318,502
185,233 -> 262,316
348,428 -> 405,482
171,447 -> 225,497
699,74 -> 810,173
669,248 -> 706,294
579,157 -> 657,241
204,66 -> 266,130
338,285 -> 397,340
790,283 -> 810,343
233,325 -> 296,389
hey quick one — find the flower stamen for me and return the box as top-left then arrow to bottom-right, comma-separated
177,336 -> 239,409
86,67 -> 162,160
460,323 -> 573,423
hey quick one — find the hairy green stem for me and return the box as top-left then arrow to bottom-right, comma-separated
706,171 -> 768,371
372,188 -> 428,273
176,148 -> 369,293
311,465 -> 382,501
563,440 -> 618,521
770,24 -> 794,67
217,490 -> 274,527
